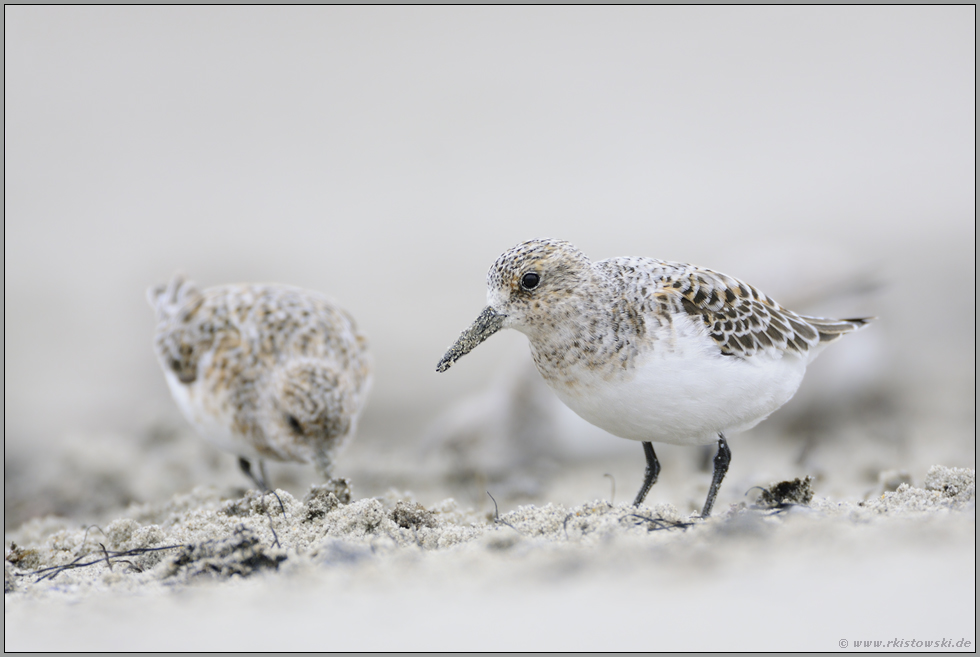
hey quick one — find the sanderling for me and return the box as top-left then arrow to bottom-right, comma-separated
436,239 -> 872,517
149,274 -> 371,489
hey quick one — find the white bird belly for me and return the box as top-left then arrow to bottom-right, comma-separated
547,348 -> 808,446
163,369 -> 257,459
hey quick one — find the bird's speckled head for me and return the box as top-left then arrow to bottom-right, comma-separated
259,358 -> 364,473
436,239 -> 594,372
486,239 -> 593,336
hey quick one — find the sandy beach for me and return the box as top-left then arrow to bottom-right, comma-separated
5,409 -> 976,651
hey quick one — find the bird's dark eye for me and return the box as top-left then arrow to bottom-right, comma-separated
521,272 -> 540,290
286,415 -> 303,435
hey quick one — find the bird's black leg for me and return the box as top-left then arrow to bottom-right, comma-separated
700,433 -> 731,518
632,441 -> 661,507
258,460 -> 270,490
238,457 -> 269,491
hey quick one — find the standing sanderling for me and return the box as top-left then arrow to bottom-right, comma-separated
149,274 -> 372,489
436,239 -> 872,517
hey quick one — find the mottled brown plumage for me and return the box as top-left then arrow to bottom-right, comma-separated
438,238 -> 874,516
149,274 -> 371,482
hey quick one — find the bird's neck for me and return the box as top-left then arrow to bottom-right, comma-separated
526,277 -> 642,386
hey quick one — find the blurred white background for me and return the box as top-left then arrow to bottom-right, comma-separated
5,7 -> 975,522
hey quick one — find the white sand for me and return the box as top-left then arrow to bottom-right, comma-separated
5,465 -> 975,651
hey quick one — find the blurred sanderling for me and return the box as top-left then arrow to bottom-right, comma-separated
149,274 -> 371,488
437,239 -> 872,516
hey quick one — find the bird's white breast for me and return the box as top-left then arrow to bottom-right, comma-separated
163,366 -> 257,459
541,317 -> 809,446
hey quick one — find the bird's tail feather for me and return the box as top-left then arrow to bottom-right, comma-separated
147,272 -> 201,321
801,315 -> 874,344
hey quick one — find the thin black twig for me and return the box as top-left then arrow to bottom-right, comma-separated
25,545 -> 185,582
487,491 -> 500,521
33,553 -> 94,582
622,513 -> 693,532
265,509 -> 281,548
78,525 -> 106,553
116,560 -> 143,573
486,491 -> 520,534
268,488 -> 288,520
759,502 -> 804,515
99,543 -> 113,572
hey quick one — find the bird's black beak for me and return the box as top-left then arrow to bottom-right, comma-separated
435,306 -> 506,373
